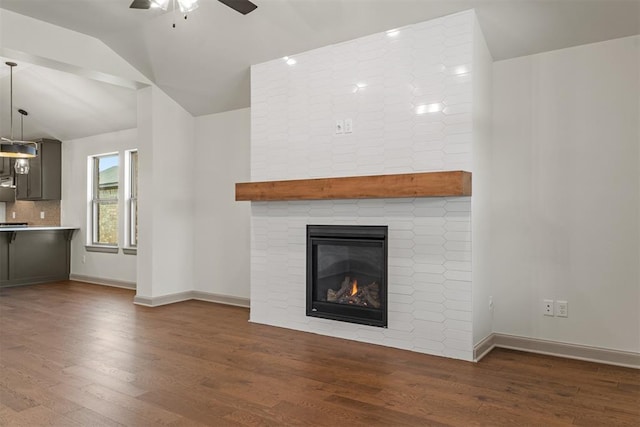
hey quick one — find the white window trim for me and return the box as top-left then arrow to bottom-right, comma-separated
86,152 -> 119,251
124,149 -> 138,255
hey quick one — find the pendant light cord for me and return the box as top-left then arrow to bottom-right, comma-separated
9,64 -> 14,141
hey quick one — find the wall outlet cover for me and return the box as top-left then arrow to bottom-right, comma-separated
543,299 -> 554,316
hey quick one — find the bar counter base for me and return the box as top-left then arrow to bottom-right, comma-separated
0,228 -> 77,288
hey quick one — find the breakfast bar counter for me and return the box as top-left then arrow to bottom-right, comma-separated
0,226 -> 79,287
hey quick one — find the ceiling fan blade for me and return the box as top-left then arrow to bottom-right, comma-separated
217,0 -> 257,15
130,0 -> 152,9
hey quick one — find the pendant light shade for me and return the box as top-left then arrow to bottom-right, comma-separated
12,109 -> 32,174
0,144 -> 37,158
14,158 -> 30,174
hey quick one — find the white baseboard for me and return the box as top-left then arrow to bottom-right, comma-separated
69,278 -> 249,309
191,291 -> 250,308
473,333 -> 496,362
133,290 -> 249,308
133,291 -> 193,307
70,274 -> 136,290
474,333 -> 640,369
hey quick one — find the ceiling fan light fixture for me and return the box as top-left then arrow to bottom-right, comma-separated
151,0 -> 170,10
178,0 -> 199,13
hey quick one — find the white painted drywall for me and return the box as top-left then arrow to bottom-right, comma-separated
136,88 -> 153,299
491,36 -> 640,352
136,85 -> 196,299
193,108 -> 251,299
471,16 -> 493,348
62,128 -> 138,284
0,8 -> 149,87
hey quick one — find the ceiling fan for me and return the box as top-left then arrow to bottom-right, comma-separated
130,0 -> 257,15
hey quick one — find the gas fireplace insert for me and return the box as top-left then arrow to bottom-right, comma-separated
306,225 -> 388,327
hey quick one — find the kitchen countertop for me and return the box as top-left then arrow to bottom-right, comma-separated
0,226 -> 80,232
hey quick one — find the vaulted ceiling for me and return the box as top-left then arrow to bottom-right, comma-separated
0,0 -> 639,141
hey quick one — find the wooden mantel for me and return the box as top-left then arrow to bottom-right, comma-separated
235,171 -> 471,201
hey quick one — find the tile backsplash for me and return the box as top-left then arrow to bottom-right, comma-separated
5,200 -> 61,226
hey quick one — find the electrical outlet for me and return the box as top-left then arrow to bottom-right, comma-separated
335,120 -> 344,134
12,212 -> 16,219
556,300 -> 568,317
488,296 -> 494,313
543,299 -> 554,316
40,211 -> 45,219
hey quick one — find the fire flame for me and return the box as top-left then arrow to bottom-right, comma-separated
350,280 -> 358,296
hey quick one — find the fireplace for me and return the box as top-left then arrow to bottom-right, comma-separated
306,225 -> 388,327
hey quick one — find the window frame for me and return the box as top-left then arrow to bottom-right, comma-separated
86,152 -> 120,252
124,149 -> 138,254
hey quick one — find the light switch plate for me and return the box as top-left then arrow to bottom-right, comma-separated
344,118 -> 353,133
556,300 -> 568,317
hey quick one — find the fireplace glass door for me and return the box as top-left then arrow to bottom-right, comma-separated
307,225 -> 387,327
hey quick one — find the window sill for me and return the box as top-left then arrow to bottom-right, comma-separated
123,247 -> 137,255
85,245 -> 119,254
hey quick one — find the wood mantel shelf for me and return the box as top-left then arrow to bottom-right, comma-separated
235,171 -> 471,201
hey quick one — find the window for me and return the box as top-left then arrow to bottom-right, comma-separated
125,150 -> 138,251
89,153 -> 119,250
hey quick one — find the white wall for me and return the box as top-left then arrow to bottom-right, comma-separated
62,128 -> 138,284
491,36 -> 640,353
136,86 -> 196,299
0,203 -> 5,222
194,108 -> 251,299
470,16 -> 493,347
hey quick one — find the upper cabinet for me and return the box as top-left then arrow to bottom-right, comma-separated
16,139 -> 62,201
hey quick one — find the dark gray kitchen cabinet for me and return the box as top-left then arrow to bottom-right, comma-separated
15,139 -> 61,201
0,228 -> 77,287
0,157 -> 11,178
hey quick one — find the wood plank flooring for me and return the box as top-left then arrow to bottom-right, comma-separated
1,281 -> 638,426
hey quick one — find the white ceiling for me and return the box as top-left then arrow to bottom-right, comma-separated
0,57 -> 137,141
0,0 -> 639,141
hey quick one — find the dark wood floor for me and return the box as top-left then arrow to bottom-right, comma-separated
0,281 -> 638,426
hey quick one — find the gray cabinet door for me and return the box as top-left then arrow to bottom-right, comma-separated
15,139 -> 60,201
0,158 -> 11,177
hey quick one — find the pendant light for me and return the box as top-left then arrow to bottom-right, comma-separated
14,109 -> 31,174
0,62 -> 38,159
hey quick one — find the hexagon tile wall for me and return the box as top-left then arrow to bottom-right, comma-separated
249,9 -> 489,361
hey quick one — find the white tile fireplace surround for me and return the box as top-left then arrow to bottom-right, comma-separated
250,198 -> 472,360
249,9 -> 491,361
